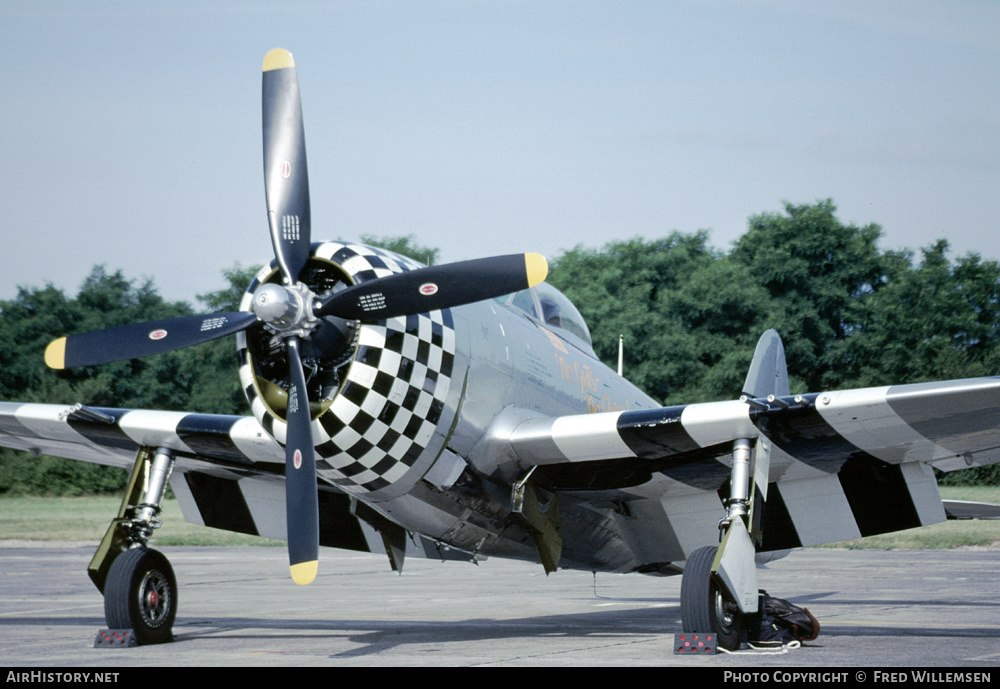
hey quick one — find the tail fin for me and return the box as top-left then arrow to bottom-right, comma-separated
742,329 -> 789,400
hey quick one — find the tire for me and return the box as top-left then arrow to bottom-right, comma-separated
680,545 -> 742,650
104,547 -> 177,645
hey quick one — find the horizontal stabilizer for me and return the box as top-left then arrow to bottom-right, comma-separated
942,499 -> 1000,520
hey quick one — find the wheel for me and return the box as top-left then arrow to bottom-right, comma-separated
680,545 -> 742,650
104,547 -> 177,645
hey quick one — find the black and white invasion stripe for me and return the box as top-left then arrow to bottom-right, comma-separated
0,401 -> 284,469
509,378 -> 1000,473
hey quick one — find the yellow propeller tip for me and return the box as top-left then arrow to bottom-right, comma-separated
525,253 -> 548,288
44,338 -> 67,370
263,48 -> 295,72
290,560 -> 318,585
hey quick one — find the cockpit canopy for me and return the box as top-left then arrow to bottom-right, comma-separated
495,283 -> 594,353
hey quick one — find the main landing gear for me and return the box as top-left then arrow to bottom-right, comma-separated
89,446 -> 178,645
679,331 -> 786,651
678,438 -> 762,651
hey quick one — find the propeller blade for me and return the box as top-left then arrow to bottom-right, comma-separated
44,312 -> 258,370
264,49 -> 318,584
283,336 -> 319,585
315,252 -> 548,321
262,48 -> 311,285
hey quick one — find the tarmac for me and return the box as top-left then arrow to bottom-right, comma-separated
1,544 -> 998,668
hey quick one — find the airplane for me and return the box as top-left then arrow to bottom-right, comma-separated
2,48 -> 1000,650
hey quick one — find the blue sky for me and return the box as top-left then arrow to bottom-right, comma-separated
2,1 -> 998,304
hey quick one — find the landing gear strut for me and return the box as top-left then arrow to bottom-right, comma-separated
89,445 -> 178,645
680,435 -> 765,650
679,330 -> 787,651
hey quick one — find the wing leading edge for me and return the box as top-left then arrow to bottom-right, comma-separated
0,401 -> 283,469
508,377 -> 1000,472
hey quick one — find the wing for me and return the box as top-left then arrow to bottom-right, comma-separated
505,376 -> 1000,562
0,401 -> 282,470
0,401 -> 470,564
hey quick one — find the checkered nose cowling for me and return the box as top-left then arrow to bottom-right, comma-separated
237,241 -> 457,499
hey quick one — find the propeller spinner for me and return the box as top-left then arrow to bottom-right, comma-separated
42,48 -> 548,585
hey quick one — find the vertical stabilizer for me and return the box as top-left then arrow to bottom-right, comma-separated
742,329 -> 789,400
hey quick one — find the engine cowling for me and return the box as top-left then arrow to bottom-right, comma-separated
237,241 -> 458,499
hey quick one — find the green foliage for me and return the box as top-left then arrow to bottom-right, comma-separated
730,200 -> 889,391
359,234 -> 439,266
0,448 -> 127,496
549,232 -> 770,403
0,266 -> 193,409
937,464 -> 1000,486
830,243 -> 1000,388
197,264 -> 263,313
190,264 -> 264,415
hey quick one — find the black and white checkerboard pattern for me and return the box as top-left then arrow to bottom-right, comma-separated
237,241 -> 456,495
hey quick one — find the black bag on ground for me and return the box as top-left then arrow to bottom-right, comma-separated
752,591 -> 820,643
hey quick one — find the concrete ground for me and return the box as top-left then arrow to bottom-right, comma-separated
1,544 -> 998,667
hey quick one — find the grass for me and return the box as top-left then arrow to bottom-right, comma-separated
0,487 -> 997,549
824,485 -> 1000,550
0,495 -> 282,546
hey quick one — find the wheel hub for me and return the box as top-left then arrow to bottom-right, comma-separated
139,570 -> 171,628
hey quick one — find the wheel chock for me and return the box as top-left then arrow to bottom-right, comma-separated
674,632 -> 718,654
93,629 -> 138,648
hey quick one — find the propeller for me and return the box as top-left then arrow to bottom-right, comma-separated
41,48 -> 549,586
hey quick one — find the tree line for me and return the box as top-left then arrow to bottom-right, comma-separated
1,205 -> 997,493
